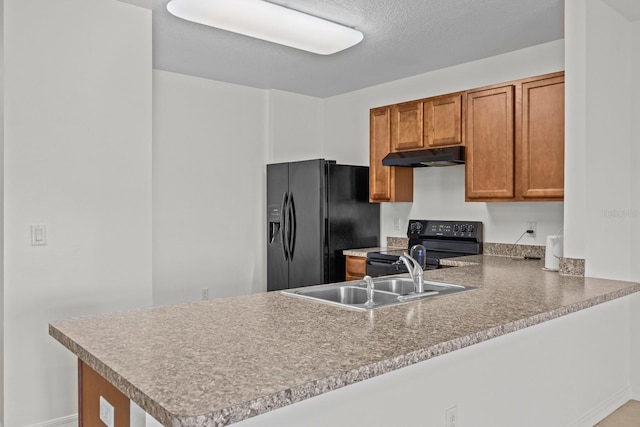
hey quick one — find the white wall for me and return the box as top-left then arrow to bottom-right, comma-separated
631,21 -> 640,284
267,90 -> 324,163
235,296 -> 632,427
632,293 -> 640,399
584,0 -> 633,280
564,0 -> 588,260
3,0 -> 153,425
629,10 -> 640,403
565,0 -> 638,281
0,0 -> 4,421
322,40 -> 565,246
564,0 -> 640,402
152,70 -> 268,305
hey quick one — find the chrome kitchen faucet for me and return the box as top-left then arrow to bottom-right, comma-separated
399,254 -> 424,293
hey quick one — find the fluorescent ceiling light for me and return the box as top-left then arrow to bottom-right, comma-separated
166,0 -> 364,55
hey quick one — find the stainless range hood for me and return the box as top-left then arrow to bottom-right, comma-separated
382,146 -> 465,167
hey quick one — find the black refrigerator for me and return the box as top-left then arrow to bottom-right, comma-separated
267,159 -> 380,291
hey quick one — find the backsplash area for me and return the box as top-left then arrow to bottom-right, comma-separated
388,237 -> 545,259
483,243 -> 545,258
387,237 -> 408,248
379,167 -> 564,248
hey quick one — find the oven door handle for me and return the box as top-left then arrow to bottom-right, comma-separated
366,260 -> 399,267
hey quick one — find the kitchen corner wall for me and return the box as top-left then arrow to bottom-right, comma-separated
3,0 -> 153,425
565,0 -> 640,281
632,19 -> 640,398
631,18 -> 640,286
564,0 -> 640,401
322,40 -> 565,246
152,70 -> 268,306
0,0 -> 4,422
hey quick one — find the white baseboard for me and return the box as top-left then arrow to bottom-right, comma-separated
26,414 -> 78,427
569,386 -> 632,427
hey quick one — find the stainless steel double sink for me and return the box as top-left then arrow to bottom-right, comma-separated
282,277 -> 470,310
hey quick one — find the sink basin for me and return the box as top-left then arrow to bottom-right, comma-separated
367,278 -> 415,295
293,286 -> 398,306
367,277 -> 467,295
282,277 -> 471,310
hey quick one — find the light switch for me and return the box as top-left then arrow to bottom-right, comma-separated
31,224 -> 47,246
99,396 -> 115,427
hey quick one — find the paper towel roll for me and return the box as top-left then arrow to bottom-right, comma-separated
544,235 -> 563,271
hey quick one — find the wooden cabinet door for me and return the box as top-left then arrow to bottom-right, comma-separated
424,93 -> 463,147
391,101 -> 424,151
345,256 -> 367,281
79,360 -> 130,427
465,86 -> 515,200
519,74 -> 564,199
369,107 -> 413,202
370,107 -> 392,201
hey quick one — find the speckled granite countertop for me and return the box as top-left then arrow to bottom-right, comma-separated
342,247 -> 383,257
342,236 -> 408,257
49,255 -> 640,427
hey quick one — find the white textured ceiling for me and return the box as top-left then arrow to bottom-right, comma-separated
121,0 -> 564,98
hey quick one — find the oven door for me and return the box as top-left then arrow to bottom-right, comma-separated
365,258 -> 408,278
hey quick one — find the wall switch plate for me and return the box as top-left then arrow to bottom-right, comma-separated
445,406 -> 458,427
99,396 -> 115,427
31,224 -> 47,246
526,221 -> 537,238
201,288 -> 209,300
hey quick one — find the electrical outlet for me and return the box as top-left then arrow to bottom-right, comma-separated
99,396 -> 115,427
393,217 -> 401,231
445,406 -> 458,427
201,288 -> 209,300
526,221 -> 536,238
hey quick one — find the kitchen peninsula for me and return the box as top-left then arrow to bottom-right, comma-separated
50,256 -> 640,427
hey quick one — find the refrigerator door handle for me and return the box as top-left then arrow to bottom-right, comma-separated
281,192 -> 289,261
288,192 -> 297,259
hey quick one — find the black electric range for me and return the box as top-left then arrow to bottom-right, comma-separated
366,219 -> 483,277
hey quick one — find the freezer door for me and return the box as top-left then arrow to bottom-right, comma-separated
267,163 -> 289,291
326,164 -> 380,283
288,160 -> 325,288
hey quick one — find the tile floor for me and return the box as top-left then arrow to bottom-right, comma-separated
595,400 -> 640,426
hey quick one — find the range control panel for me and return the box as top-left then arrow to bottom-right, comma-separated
407,220 -> 483,240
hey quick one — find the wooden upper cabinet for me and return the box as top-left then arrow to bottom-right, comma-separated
465,71 -> 564,202
369,106 -> 413,203
519,74 -> 565,200
370,71 -> 563,203
424,93 -> 464,148
370,107 -> 392,201
391,101 -> 424,151
465,85 -> 515,200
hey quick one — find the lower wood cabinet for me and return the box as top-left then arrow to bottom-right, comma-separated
345,256 -> 367,281
79,360 -> 130,427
